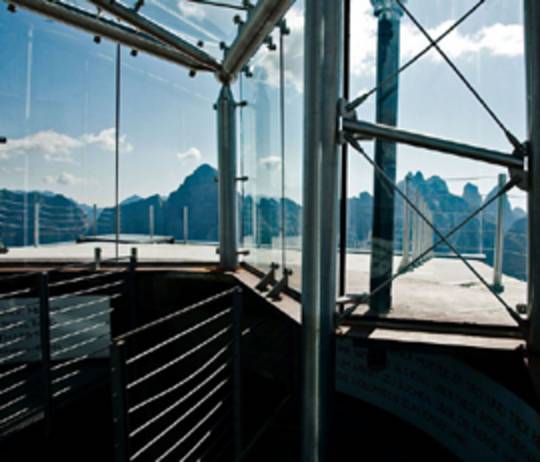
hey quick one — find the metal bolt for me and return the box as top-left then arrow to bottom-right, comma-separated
93,35 -> 101,44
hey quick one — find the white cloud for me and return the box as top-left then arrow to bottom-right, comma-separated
0,131 -> 82,162
0,128 -> 134,162
259,155 -> 281,169
81,127 -> 133,153
255,2 -> 524,94
177,0 -> 205,20
43,172 -> 88,186
177,146 -> 202,161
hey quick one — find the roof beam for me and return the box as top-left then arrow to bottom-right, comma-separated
89,0 -> 220,72
11,0 -> 212,70
221,0 -> 294,81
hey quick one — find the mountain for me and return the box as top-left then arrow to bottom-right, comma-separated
0,165 -> 528,282
0,189 -> 87,246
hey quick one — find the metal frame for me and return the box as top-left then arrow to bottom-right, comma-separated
89,0 -> 220,72
9,0 -> 211,70
525,0 -> 540,352
221,0 -> 294,81
344,119 -> 525,170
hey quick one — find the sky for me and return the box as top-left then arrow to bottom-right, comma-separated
0,0 -> 529,210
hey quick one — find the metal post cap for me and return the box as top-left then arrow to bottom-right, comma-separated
370,0 -> 405,19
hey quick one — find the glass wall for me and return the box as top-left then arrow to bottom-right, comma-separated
346,0 -> 528,322
239,1 -> 304,291
0,9 -> 115,258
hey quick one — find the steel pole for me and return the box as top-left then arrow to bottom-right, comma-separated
216,85 -> 238,270
525,0 -> 540,350
369,0 -> 403,312
301,0 -> 342,460
301,0 -> 323,460
493,173 -> 506,292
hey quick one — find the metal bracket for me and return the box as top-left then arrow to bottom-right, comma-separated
267,268 -> 293,301
215,248 -> 250,256
235,175 -> 249,182
255,262 -> 279,292
509,141 -> 530,191
337,98 -> 356,145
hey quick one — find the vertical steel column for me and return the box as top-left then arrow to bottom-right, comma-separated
525,0 -> 540,351
38,272 -> 52,436
93,203 -> 98,237
111,340 -> 130,462
34,201 -> 39,247
369,0 -> 404,312
301,0 -> 342,460
149,205 -> 154,241
183,206 -> 189,244
216,84 -> 238,270
232,287 -> 243,460
493,173 -> 506,292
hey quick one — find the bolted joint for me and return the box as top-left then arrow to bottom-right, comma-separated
264,35 -> 276,51
235,175 -> 249,182
236,100 -> 248,108
337,98 -> 357,145
197,40 -> 204,48
189,69 -> 197,78
0,137 -> 6,144
279,19 -> 290,35
7,3 -> 16,12
133,0 -> 144,12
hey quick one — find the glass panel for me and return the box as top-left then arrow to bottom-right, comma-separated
118,48 -> 219,260
282,1 -> 304,292
346,0 -> 527,322
240,29 -> 282,274
0,10 -> 115,260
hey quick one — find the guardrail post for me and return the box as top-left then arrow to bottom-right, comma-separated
183,206 -> 189,244
38,272 -> 52,436
94,247 -> 102,271
232,287 -> 243,460
93,204 -> 98,237
34,202 -> 40,247
401,175 -> 410,266
149,205 -> 154,242
128,248 -> 138,331
111,340 -> 130,462
493,173 -> 506,293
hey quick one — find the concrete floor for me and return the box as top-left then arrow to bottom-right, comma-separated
1,241 -> 526,327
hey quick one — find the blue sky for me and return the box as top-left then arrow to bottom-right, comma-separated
0,0 -> 529,210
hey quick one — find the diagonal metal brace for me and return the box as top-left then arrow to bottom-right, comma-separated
255,262 -> 279,292
267,268 -> 292,301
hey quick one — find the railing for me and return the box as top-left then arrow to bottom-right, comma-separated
110,287 -> 242,462
0,255 -> 133,438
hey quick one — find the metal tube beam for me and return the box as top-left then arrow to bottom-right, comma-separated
89,0 -> 220,72
301,0 -> 342,460
343,118 -> 524,170
525,0 -> 540,351
216,85 -> 238,270
493,173 -> 506,292
11,0 -> 208,70
34,202 -> 39,247
221,0 -> 294,80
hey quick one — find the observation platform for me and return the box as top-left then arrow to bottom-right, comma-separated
0,241 -> 526,343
